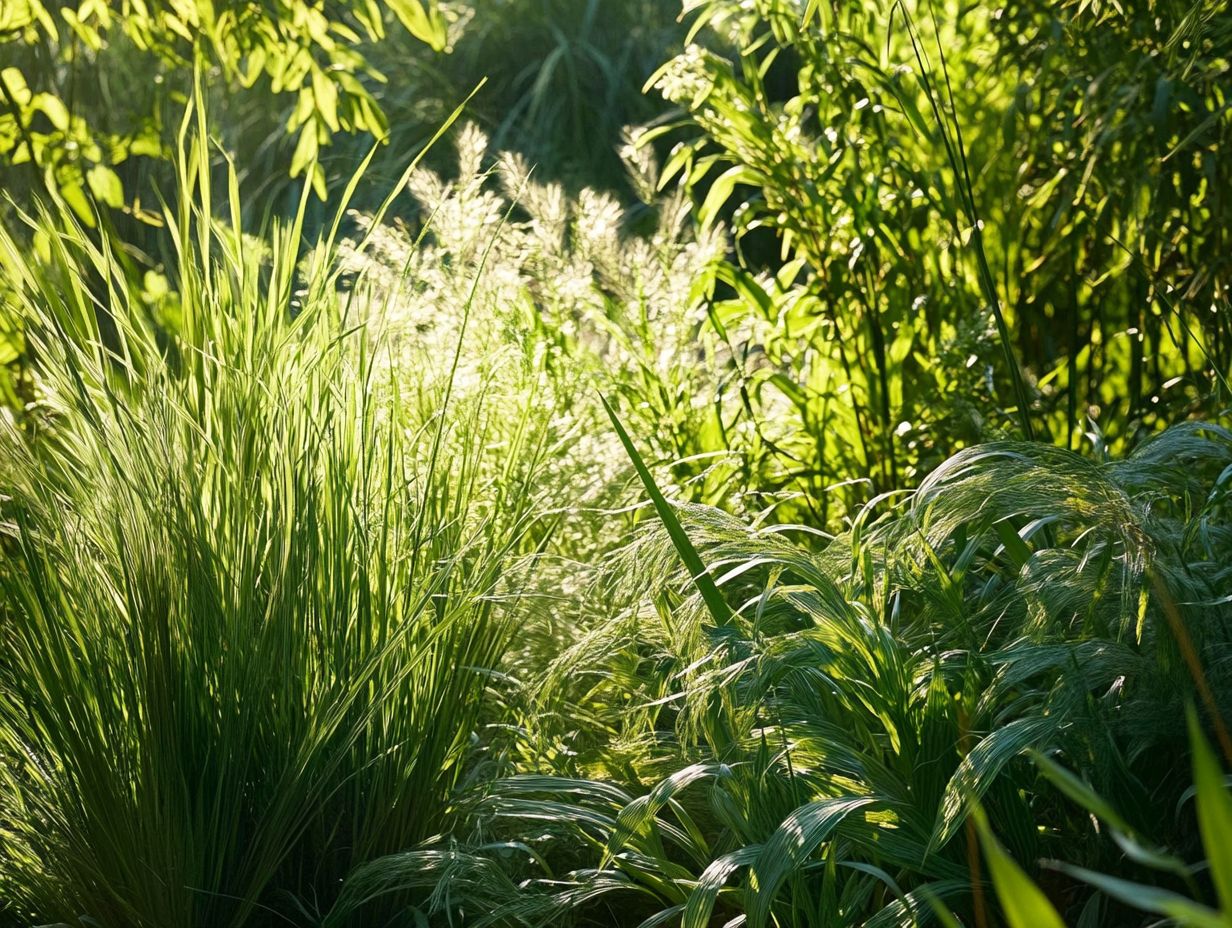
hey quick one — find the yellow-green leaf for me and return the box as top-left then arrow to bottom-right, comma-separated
1189,708 -> 1232,915
58,178 -> 95,226
31,92 -> 69,131
385,0 -> 446,51
86,164 -> 123,208
974,808 -> 1067,928
289,124 -> 317,179
311,66 -> 339,133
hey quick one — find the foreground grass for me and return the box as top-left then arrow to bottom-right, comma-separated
403,421 -> 1232,927
0,121 -> 571,925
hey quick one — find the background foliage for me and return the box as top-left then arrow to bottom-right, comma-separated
638,0 -> 1231,524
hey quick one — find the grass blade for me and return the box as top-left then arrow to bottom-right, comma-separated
601,393 -> 732,627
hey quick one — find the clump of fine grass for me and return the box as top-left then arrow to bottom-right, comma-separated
0,105 -> 570,927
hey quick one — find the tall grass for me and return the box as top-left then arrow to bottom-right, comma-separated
0,109 -> 563,926
0,103 -> 763,926
638,0 -> 1231,527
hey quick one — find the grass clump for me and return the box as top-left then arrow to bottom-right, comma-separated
0,117 -> 566,926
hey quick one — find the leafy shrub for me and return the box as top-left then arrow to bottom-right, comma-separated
637,0 -> 1231,525
0,0 -> 445,212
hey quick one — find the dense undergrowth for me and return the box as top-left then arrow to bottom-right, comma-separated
2,1 -> 1232,927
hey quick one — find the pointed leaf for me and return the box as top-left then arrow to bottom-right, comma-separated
975,809 -> 1066,928
601,395 -> 732,627
1189,708 -> 1232,914
1055,862 -> 1225,928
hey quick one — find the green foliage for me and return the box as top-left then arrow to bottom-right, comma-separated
602,393 -> 734,628
2,2 -> 1232,927
0,0 -> 452,413
335,121 -> 751,522
0,113 -> 774,922
636,0 -> 1232,526
975,712 -> 1232,928
384,422 -> 1232,926
0,110 -> 570,926
367,0 -> 683,191
991,0 -> 1232,427
0,0 -> 444,215
975,806 -> 1067,928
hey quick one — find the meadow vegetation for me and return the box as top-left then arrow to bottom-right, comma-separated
1,1 -> 1231,927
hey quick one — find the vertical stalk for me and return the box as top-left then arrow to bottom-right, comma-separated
901,1 -> 1037,442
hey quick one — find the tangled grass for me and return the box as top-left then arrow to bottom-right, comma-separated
386,422 -> 1232,927
1,3 -> 1231,925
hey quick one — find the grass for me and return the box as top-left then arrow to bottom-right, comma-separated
0,99 -> 749,927
404,422 -> 1232,926
640,0 -> 1232,527
0,106 -> 565,926
1,2 -> 1231,927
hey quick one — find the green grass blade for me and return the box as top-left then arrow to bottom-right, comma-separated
974,808 -> 1067,928
1053,863 -> 1225,928
1189,707 -> 1232,915
601,394 -> 732,627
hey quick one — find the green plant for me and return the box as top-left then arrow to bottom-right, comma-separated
353,0 -> 685,196
0,0 -> 455,420
389,421 -> 1232,927
975,709 -> 1232,928
988,0 -> 1232,438
0,0 -> 445,212
3,5 -> 1231,927
633,0 -> 1230,526
335,120 -> 762,525
0,103 -> 569,926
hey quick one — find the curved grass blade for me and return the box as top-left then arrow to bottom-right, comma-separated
603,763 -> 731,866
930,716 -> 1055,855
682,845 -> 761,928
748,796 -> 874,928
